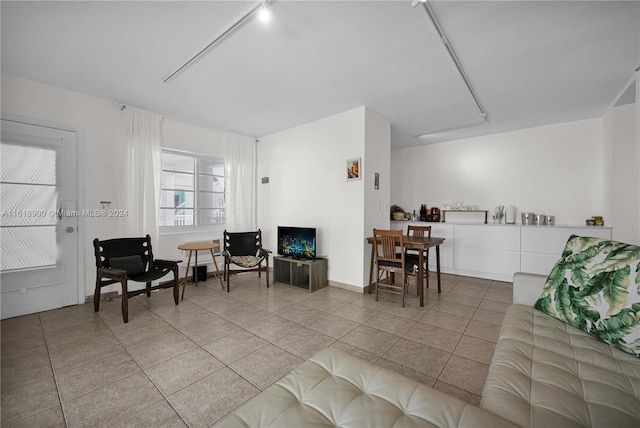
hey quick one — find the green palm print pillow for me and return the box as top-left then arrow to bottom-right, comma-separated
535,235 -> 640,358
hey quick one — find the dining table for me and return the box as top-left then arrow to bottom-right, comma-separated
366,234 -> 445,307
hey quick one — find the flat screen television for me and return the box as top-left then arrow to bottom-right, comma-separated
277,226 -> 316,260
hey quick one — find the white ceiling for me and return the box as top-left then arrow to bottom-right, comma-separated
2,1 -> 639,149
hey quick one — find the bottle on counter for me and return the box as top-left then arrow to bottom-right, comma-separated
420,205 -> 427,221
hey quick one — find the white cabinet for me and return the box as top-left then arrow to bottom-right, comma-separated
453,225 -> 520,281
388,222 -> 613,282
520,226 -> 612,275
427,223 -> 454,269
390,221 -> 453,269
454,224 -> 520,250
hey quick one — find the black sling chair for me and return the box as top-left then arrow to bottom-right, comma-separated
93,235 -> 180,323
223,229 -> 271,292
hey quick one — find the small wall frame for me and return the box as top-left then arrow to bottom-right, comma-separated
346,158 -> 361,181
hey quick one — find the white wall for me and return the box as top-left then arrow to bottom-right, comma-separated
391,118 -> 604,226
363,109 -> 391,284
603,104 -> 638,243
602,73 -> 639,244
1,74 -> 251,298
257,107 -> 390,290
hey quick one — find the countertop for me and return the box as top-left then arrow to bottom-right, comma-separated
390,220 -> 612,229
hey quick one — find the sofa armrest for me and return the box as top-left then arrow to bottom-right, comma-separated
512,272 -> 546,305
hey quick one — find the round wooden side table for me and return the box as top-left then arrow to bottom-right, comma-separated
178,241 -> 224,300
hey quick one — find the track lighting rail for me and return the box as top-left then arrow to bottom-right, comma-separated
416,1 -> 489,138
163,2 -> 264,83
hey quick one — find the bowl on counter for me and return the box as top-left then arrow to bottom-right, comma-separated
393,212 -> 406,221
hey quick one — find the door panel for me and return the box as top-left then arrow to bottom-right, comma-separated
1,119 -> 79,318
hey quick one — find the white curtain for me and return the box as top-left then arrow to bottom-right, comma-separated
122,108 -> 162,242
222,132 -> 257,231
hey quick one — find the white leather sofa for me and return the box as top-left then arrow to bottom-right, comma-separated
215,273 -> 640,427
481,272 -> 640,428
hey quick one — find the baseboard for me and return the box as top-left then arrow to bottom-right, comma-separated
85,290 -> 119,304
327,280 -> 366,294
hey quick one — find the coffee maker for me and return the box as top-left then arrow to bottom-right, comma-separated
429,207 -> 441,222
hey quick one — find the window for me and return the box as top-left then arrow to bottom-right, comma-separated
160,150 -> 225,227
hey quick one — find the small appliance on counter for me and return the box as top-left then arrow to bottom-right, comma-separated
429,207 -> 441,222
505,205 -> 517,224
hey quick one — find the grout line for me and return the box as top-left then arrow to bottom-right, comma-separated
12,313 -> 68,428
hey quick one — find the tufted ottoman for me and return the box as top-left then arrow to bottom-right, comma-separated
214,347 -> 516,427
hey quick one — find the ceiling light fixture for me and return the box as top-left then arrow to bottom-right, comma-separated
258,1 -> 271,23
163,1 -> 270,83
413,0 -> 489,138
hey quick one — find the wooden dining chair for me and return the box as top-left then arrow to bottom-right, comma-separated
373,228 -> 410,307
406,225 -> 431,296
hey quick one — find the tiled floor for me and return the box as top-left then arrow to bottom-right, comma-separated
1,272 -> 512,427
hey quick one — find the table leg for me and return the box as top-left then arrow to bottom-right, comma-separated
180,250 -> 193,301
436,244 -> 442,293
209,249 -> 224,290
418,249 -> 424,307
194,251 -> 199,287
368,242 -> 375,294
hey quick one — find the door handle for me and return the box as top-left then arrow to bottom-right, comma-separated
65,226 -> 75,233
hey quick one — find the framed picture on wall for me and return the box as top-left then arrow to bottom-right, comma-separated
347,158 -> 361,181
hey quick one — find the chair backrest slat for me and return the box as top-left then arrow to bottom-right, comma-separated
407,225 -> 431,238
380,234 -> 397,259
373,229 -> 404,265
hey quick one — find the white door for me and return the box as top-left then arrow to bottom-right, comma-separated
1,118 -> 79,319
